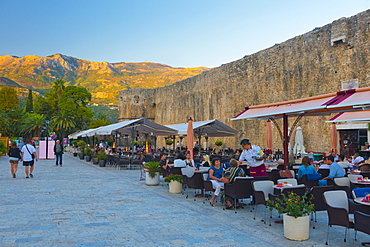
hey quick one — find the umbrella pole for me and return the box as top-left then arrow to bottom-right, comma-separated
283,114 -> 289,169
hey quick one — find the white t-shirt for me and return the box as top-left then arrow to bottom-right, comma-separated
238,145 -> 264,167
337,161 -> 352,169
352,156 -> 365,165
21,144 -> 36,162
174,159 -> 186,167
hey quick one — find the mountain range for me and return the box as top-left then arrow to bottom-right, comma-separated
0,54 -> 210,105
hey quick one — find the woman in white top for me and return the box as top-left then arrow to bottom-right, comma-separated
173,153 -> 187,167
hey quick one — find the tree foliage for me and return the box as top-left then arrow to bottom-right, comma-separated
0,86 -> 19,112
25,89 -> 34,113
88,118 -> 111,129
58,85 -> 93,129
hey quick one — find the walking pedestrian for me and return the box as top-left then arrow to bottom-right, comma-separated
21,139 -> 38,178
8,141 -> 22,178
54,140 -> 64,166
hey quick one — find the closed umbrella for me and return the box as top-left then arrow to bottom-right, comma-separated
266,120 -> 273,154
187,118 -> 194,159
293,127 -> 306,156
330,123 -> 338,154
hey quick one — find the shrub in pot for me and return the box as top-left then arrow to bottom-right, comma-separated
96,150 -> 107,167
143,162 -> 161,186
85,148 -> 92,162
164,174 -> 183,193
267,192 -> 314,241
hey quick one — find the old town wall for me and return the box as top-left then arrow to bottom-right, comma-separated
119,9 -> 370,152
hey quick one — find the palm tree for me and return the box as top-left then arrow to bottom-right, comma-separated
20,113 -> 45,138
51,112 -> 76,140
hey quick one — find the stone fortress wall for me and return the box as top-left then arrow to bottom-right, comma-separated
119,9 -> 370,152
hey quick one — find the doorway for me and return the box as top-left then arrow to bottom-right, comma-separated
339,130 -> 358,157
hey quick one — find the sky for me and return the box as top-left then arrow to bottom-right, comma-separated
0,0 -> 369,68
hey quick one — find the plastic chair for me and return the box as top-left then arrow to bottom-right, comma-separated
252,180 -> 274,224
352,187 -> 370,199
334,177 -> 351,197
223,177 -> 253,213
354,211 -> 370,246
307,186 -> 334,229
277,178 -> 298,186
323,190 -> 354,245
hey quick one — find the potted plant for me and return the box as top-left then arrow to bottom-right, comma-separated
92,153 -> 99,165
164,174 -> 183,193
267,192 -> 314,241
85,148 -> 92,162
72,140 -> 78,156
165,139 -> 174,146
143,161 -> 161,186
77,140 -> 86,160
96,150 -> 107,167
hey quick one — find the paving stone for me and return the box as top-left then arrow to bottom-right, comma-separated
1,153 -> 370,246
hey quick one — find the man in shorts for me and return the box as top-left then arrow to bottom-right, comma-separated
21,139 -> 38,178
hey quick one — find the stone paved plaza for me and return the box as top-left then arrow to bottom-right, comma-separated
0,153 -> 369,246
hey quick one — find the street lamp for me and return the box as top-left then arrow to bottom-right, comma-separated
44,116 -> 50,159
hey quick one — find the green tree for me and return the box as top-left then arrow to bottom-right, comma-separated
89,118 -> 111,129
45,79 -> 66,115
0,87 -> 19,112
34,95 -> 50,115
58,86 -> 93,129
50,112 -> 76,140
20,113 -> 45,138
25,89 -> 34,113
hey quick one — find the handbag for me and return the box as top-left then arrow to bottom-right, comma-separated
25,145 -> 35,160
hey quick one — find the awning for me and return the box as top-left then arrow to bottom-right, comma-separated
326,88 -> 370,109
231,90 -> 356,121
327,110 -> 370,123
165,119 -> 238,137
90,118 -> 177,136
68,129 -> 97,139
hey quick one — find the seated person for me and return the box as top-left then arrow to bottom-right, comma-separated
117,148 -> 123,156
200,155 -> 211,167
208,157 -> 224,206
329,149 -> 339,161
337,154 -> 352,169
221,159 -> 246,209
321,156 -> 345,180
159,153 -> 170,176
365,142 -> 370,151
173,153 -> 187,167
352,153 -> 365,166
297,156 -> 318,179
318,159 -> 330,169
184,152 -> 195,167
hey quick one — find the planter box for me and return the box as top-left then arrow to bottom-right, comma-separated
85,156 -> 91,162
169,181 -> 182,193
78,153 -> 85,160
283,214 -> 310,241
145,172 -> 160,186
73,153 -> 78,157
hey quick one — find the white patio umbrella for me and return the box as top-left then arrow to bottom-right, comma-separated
293,127 -> 306,156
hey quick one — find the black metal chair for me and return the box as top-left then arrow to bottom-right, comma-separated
318,169 -> 330,178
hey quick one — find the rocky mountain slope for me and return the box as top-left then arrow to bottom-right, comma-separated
0,54 -> 210,105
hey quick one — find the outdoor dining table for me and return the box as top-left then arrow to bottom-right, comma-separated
354,197 -> 370,206
351,180 -> 370,187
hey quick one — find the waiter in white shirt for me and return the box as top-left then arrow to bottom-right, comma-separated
238,139 -> 266,177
